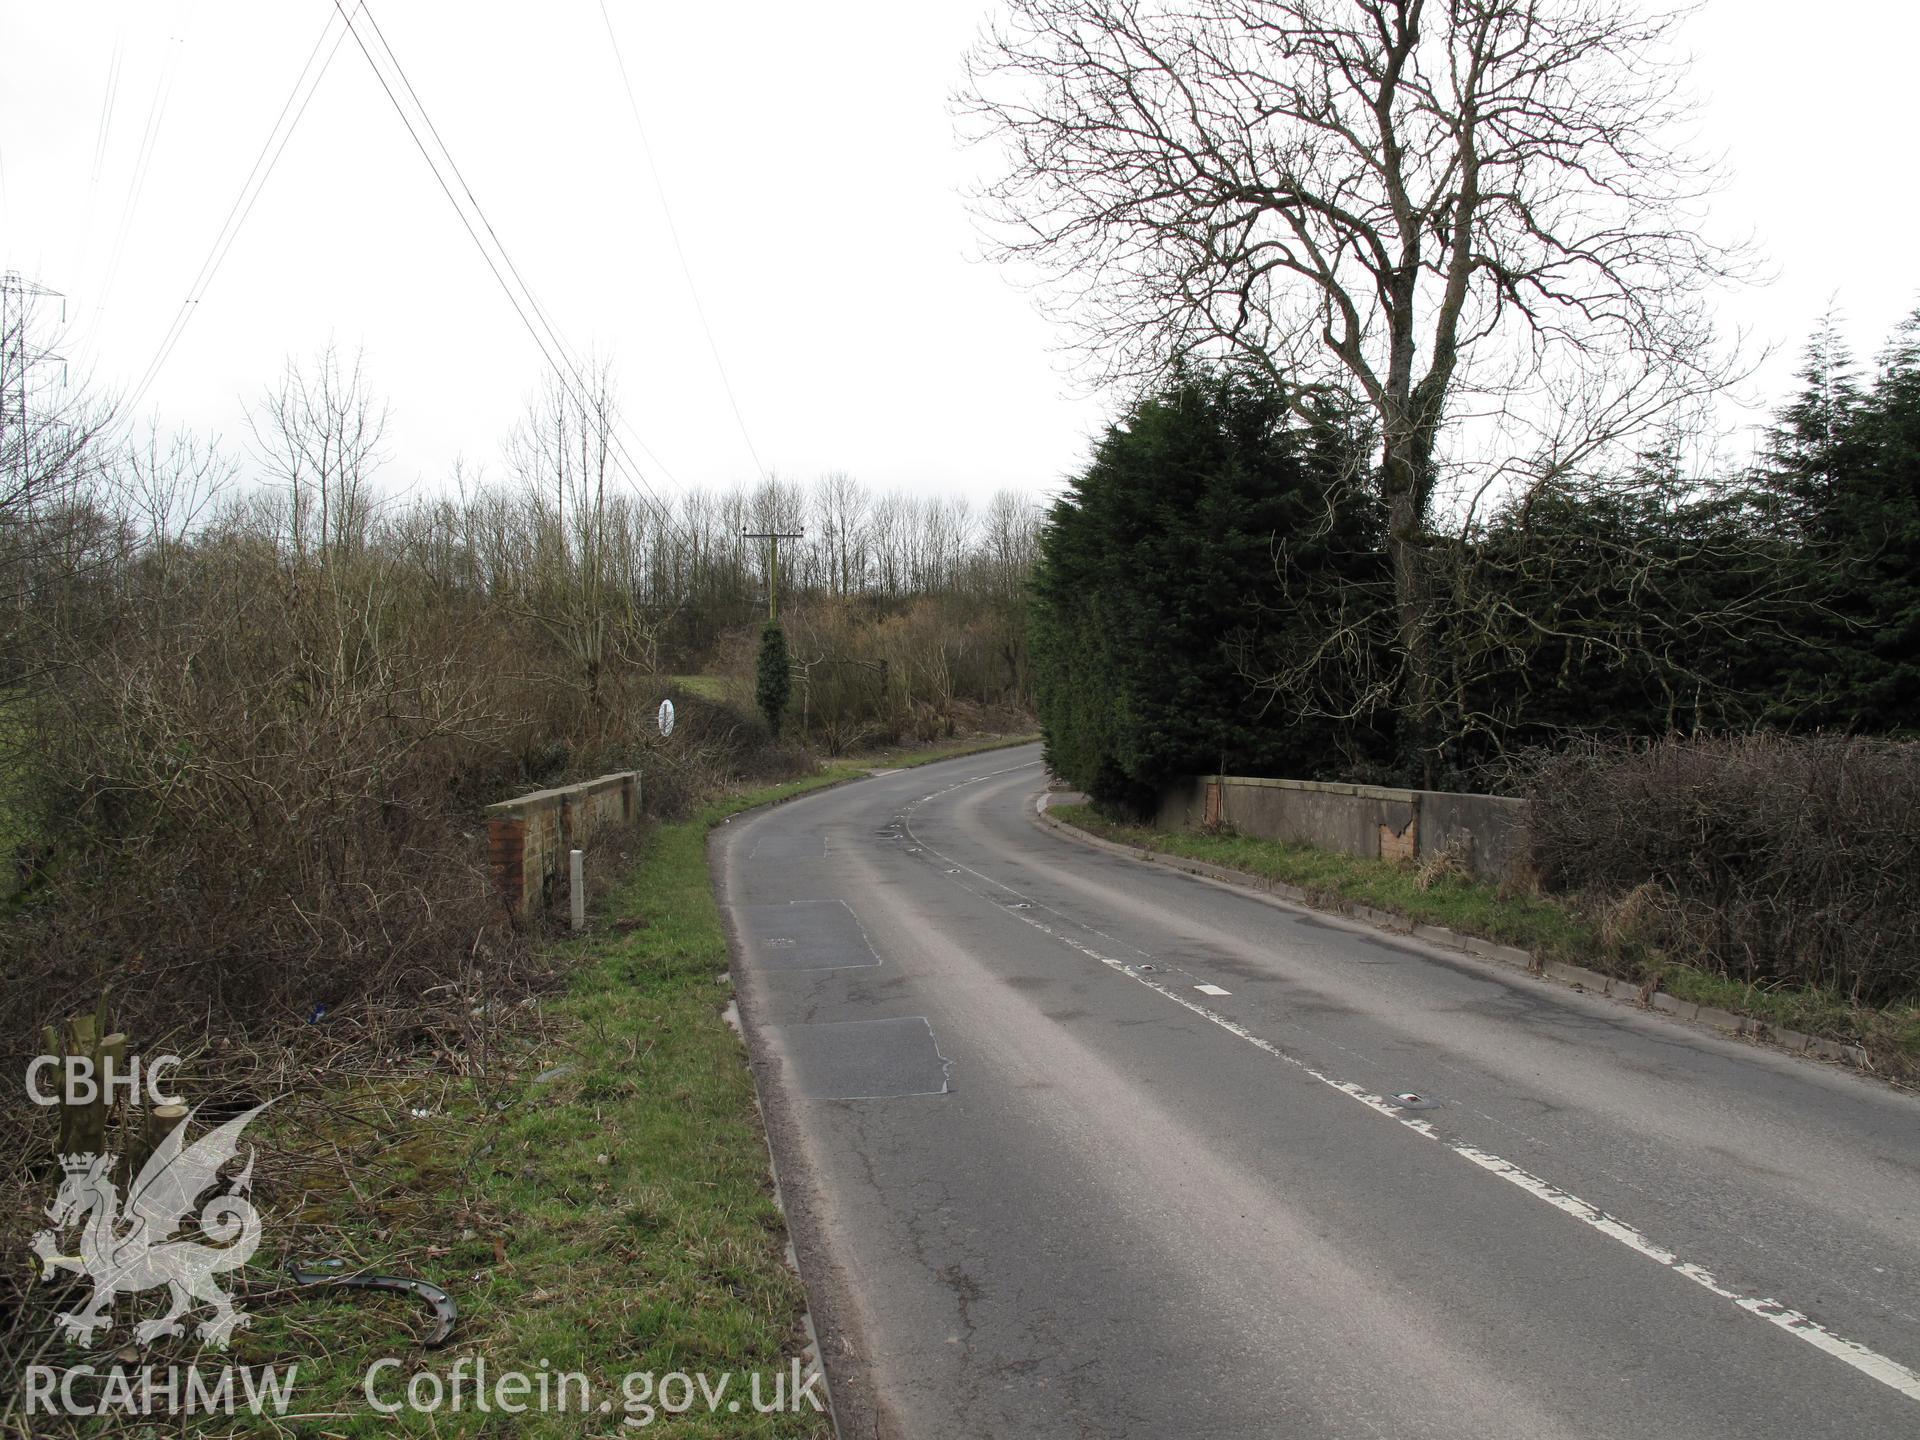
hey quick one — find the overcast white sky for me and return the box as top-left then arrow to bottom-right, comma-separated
3,1 -> 1917,507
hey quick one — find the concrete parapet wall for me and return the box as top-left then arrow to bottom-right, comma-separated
1154,773 -> 1527,880
486,771 -> 639,917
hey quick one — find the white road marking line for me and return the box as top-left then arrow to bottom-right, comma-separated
905,783 -> 1920,1408
1194,983 -> 1232,996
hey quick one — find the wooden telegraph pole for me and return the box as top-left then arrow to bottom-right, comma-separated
741,528 -> 804,621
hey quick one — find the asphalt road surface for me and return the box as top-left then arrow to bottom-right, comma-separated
716,745 -> 1920,1439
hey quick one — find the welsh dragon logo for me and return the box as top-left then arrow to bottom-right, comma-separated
29,1102 -> 272,1348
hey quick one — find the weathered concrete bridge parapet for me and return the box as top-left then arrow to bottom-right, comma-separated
1153,774 -> 1528,880
486,771 -> 640,917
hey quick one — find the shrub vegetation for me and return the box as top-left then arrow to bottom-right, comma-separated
1523,734 -> 1920,1006
1032,311 -> 1920,809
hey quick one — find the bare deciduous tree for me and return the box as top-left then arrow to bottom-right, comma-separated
963,0 -> 1747,776
247,343 -> 388,561
812,470 -> 870,596
505,362 -> 666,704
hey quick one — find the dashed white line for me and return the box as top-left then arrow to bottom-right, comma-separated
1194,983 -> 1232,996
905,780 -> 1920,1408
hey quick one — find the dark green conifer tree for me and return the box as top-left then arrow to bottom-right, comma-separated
756,622 -> 791,734
1030,367 -> 1383,811
1754,308 -> 1920,733
1844,311 -> 1920,732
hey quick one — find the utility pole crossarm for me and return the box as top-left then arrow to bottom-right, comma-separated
741,528 -> 804,622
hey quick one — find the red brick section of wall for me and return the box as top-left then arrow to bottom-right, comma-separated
488,816 -> 530,914
485,772 -> 639,918
1378,817 -> 1417,863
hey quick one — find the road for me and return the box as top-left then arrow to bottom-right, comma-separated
715,745 -> 1920,1439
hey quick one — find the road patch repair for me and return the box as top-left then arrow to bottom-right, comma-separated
761,1017 -> 953,1100
710,747 -> 1920,1436
735,899 -> 883,972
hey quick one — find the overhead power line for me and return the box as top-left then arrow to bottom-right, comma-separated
353,2 -> 699,531
120,4 -> 356,422
80,23 -> 189,364
73,28 -> 127,289
597,0 -> 769,484
335,0 -> 691,537
89,33 -> 125,185
348,1 -> 679,497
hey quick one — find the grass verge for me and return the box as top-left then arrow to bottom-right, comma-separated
1050,804 -> 1920,1080
855,732 -> 1038,770
192,784 -> 867,1436
669,674 -> 736,702
24,734 -> 1024,1436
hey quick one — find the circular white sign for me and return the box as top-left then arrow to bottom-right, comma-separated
657,699 -> 676,737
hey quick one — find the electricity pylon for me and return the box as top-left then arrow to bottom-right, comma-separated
1,271 -> 65,478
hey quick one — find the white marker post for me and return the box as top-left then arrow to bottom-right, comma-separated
569,848 -> 585,932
